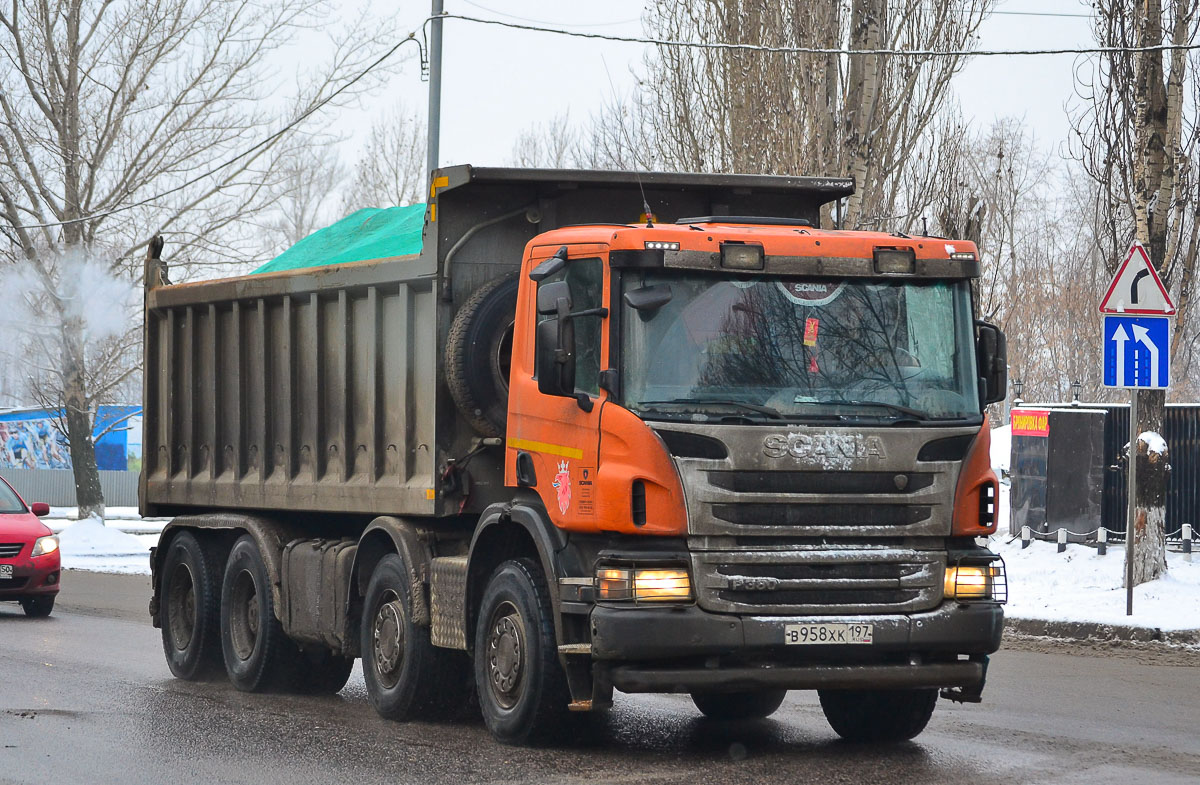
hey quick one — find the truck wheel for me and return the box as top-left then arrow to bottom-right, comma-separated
292,647 -> 355,695
818,688 -> 938,742
361,553 -> 462,719
474,558 -> 570,745
445,275 -> 519,437
19,596 -> 55,618
220,535 -> 302,692
160,530 -> 223,680
691,689 -> 787,720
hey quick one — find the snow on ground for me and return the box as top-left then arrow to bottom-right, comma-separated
46,516 -> 162,574
990,534 -> 1200,631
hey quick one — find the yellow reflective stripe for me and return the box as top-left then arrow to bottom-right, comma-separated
429,175 -> 449,198
430,203 -> 436,222
506,437 -> 584,460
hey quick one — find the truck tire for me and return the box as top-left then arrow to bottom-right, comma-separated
292,647 -> 355,695
160,530 -> 223,680
691,689 -> 787,720
445,275 -> 519,437
19,596 -> 55,618
474,558 -> 570,745
818,688 -> 938,742
220,535 -> 303,692
361,553 -> 467,720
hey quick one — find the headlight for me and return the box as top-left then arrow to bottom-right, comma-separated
31,535 -> 59,557
596,566 -> 692,602
945,560 -> 1006,603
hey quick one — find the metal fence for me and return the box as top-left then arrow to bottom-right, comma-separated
1011,403 -> 1200,538
1,468 -> 139,507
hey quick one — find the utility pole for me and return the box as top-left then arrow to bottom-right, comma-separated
426,0 -> 444,184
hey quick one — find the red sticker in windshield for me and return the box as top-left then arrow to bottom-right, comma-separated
777,281 -> 845,306
804,318 -> 819,346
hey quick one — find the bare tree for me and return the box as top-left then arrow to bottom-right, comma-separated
1069,0 -> 1200,584
265,150 -> 347,256
0,0 -> 395,518
342,102 -> 425,212
588,0 -> 991,228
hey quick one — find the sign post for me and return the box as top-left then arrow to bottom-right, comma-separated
1099,241 -> 1175,617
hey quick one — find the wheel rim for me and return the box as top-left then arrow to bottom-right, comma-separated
228,568 -> 259,661
485,600 -> 526,710
167,563 -> 196,651
372,589 -> 406,689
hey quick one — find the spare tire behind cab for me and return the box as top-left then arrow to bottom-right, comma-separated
445,274 -> 519,437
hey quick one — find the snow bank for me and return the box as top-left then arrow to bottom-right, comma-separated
56,518 -> 157,574
991,534 -> 1200,631
990,424 -> 1011,476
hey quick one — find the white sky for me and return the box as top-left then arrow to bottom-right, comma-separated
359,1 -> 1096,169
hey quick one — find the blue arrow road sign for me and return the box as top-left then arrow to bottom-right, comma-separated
1103,315 -> 1170,389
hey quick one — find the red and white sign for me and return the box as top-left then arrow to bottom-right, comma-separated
1010,408 -> 1050,437
1099,242 -> 1176,315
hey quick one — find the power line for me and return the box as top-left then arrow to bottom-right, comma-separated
433,12 -> 1200,57
7,34 -> 422,232
457,0 -> 641,29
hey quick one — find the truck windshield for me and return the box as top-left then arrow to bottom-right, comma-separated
620,272 -> 981,423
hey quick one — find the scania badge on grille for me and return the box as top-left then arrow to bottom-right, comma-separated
728,575 -> 781,591
762,431 -> 886,468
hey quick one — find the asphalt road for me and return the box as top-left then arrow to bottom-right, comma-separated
1,572 -> 1197,785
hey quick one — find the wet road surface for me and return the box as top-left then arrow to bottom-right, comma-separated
1,572 -> 1197,785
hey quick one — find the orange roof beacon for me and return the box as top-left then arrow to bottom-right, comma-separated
143,166 -> 1006,745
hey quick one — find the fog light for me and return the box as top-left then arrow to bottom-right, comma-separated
945,562 -> 1006,602
45,571 -> 59,585
633,569 -> 692,601
596,566 -> 693,602
721,243 -> 764,270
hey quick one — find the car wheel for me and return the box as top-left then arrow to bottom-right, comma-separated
691,689 -> 787,720
474,558 -> 570,745
361,553 -> 471,720
220,535 -> 302,692
19,595 -> 55,618
818,688 -> 938,742
159,530 -> 223,679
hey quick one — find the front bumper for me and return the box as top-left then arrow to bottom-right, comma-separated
590,601 -> 1002,693
0,553 -> 62,599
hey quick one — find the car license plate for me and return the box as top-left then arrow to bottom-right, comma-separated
0,564 -> 12,579
784,623 -> 873,645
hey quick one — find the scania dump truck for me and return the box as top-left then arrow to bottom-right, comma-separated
144,166 -> 1008,745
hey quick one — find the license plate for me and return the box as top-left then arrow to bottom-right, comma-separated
0,564 -> 12,579
784,623 -> 873,645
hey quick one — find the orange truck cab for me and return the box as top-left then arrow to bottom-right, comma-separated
144,167 -> 1006,747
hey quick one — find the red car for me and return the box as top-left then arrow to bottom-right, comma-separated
0,475 -> 59,617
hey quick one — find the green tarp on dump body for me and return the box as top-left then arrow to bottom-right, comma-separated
253,204 -> 426,274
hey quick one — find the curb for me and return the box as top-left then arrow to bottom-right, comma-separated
1006,617 -> 1200,646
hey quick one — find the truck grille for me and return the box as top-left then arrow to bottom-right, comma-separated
693,550 -> 944,615
711,503 -> 932,527
0,543 -> 23,558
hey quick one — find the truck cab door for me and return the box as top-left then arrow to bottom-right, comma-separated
506,245 -> 609,532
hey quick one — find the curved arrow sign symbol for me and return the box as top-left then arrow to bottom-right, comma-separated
1130,269 -> 1150,304
1131,323 -> 1159,385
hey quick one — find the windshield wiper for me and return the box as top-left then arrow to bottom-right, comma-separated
636,398 -> 785,419
818,400 -> 931,420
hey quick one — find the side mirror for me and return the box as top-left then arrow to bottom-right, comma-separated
536,315 -> 575,397
30,502 -> 49,517
623,284 -> 673,319
976,321 -> 1008,405
537,280 -> 572,315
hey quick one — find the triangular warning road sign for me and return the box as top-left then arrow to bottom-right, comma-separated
1099,241 -> 1176,315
